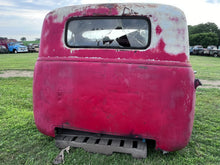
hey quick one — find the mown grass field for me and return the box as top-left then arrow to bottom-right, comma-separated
190,55 -> 220,80
0,53 -> 38,71
0,53 -> 219,164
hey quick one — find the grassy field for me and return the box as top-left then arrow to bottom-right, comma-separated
0,54 -> 220,164
0,53 -> 38,71
190,55 -> 220,80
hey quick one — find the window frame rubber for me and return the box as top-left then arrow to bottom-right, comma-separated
64,16 -> 151,50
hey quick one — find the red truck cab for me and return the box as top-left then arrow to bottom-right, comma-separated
33,3 -> 199,153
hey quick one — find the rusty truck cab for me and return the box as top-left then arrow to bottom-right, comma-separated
33,3 -> 197,154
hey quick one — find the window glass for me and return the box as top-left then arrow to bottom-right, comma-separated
66,17 -> 150,49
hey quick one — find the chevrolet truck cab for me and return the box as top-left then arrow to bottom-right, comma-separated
33,3 -> 200,155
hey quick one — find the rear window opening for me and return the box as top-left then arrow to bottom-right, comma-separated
65,17 -> 150,49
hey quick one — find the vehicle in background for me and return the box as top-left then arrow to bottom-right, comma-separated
203,45 -> 220,57
192,45 -> 204,55
27,43 -> 39,52
7,42 -> 28,53
189,46 -> 193,55
0,45 -> 8,54
0,38 -> 17,49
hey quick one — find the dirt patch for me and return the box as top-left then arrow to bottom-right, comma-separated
0,70 -> 33,78
200,80 -> 220,89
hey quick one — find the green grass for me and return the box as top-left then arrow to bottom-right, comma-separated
0,53 -> 38,71
0,54 -> 220,164
190,55 -> 220,80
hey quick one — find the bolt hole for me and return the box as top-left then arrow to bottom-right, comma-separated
83,137 -> 89,143
132,141 -> 138,148
107,139 -> 112,145
120,140 -> 124,147
71,136 -> 77,141
95,139 -> 100,144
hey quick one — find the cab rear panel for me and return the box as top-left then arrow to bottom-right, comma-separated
33,3 -> 196,152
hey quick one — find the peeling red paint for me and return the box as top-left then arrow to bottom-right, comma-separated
177,28 -> 184,34
156,25 -> 162,35
34,3 -> 196,153
152,16 -> 158,22
169,16 -> 179,22
149,39 -> 187,62
86,6 -> 119,16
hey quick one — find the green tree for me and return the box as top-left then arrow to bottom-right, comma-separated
189,22 -> 219,34
188,22 -> 220,46
189,32 -> 218,47
20,37 -> 26,41
0,37 -> 7,40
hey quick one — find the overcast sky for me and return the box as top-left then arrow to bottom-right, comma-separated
0,0 -> 220,41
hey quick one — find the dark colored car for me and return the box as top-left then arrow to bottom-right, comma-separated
28,43 -> 39,52
192,45 -> 204,55
189,46 -> 193,55
0,45 -> 8,54
203,45 -> 220,57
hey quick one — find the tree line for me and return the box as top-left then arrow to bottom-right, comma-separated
188,22 -> 220,48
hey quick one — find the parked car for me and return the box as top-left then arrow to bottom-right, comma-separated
27,43 -> 39,52
204,45 -> 220,57
0,38 -> 17,49
7,42 -> 28,53
192,45 -> 204,55
0,45 -> 8,54
189,46 -> 193,55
